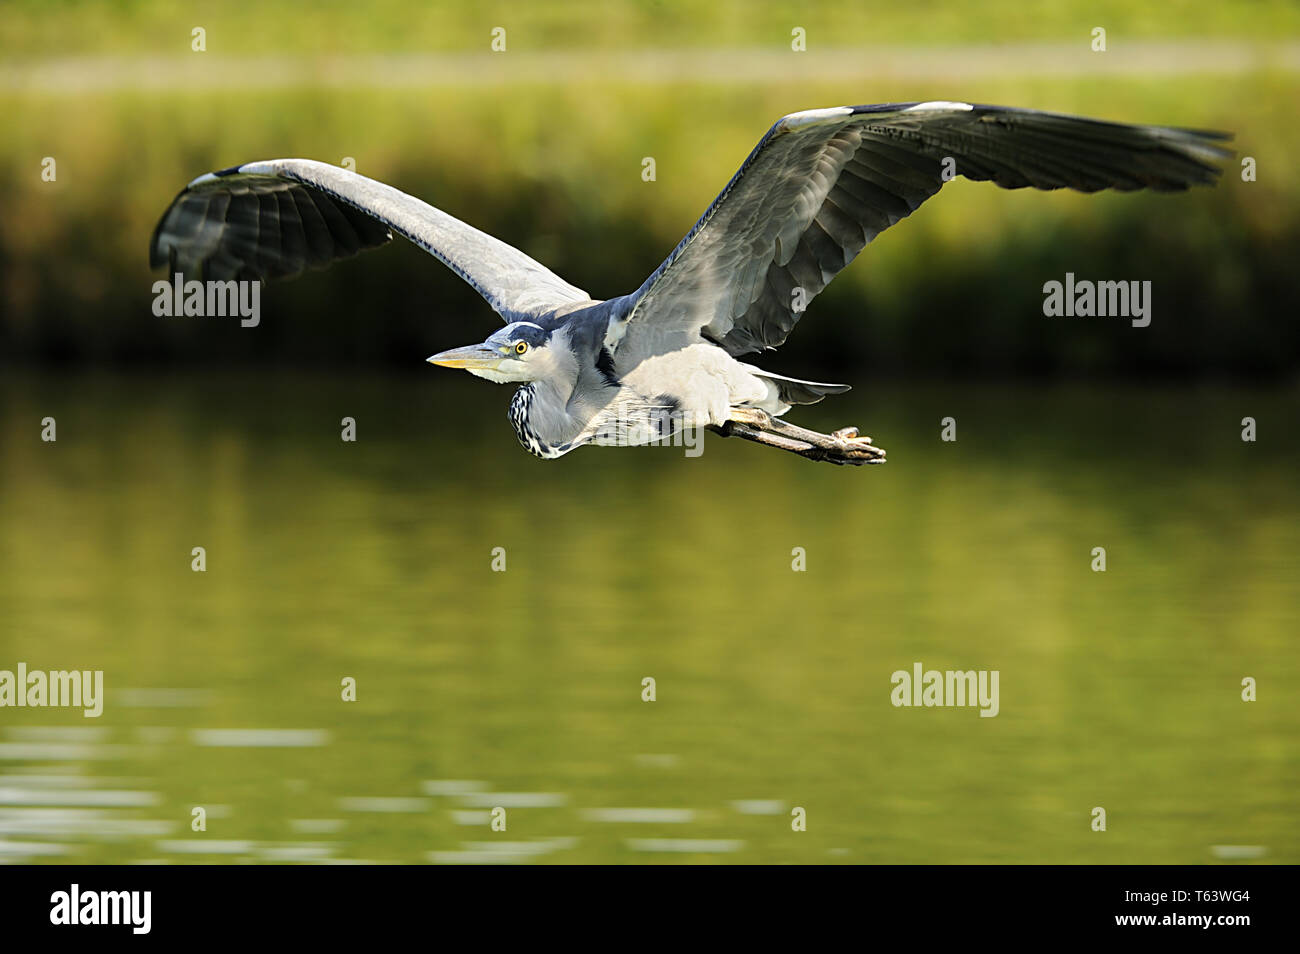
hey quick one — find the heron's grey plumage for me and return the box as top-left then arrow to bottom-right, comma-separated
150,159 -> 595,322
611,102 -> 1230,359
150,102 -> 1230,466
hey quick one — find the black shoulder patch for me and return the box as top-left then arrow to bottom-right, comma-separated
595,347 -> 619,386
213,164 -> 245,178
653,393 -> 680,414
653,394 -> 681,437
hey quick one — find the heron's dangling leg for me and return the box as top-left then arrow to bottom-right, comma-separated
718,408 -> 886,465
712,420 -> 818,456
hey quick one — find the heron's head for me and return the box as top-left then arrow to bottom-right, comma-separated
426,321 -> 558,384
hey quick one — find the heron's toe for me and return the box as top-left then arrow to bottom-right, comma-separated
832,431 -> 886,464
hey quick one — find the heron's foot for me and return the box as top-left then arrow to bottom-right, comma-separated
825,427 -> 886,465
722,409 -> 887,466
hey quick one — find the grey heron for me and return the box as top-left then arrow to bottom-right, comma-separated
151,101 -> 1229,465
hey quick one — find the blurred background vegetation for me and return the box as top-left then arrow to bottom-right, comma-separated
2,0 -> 1298,380
1,2 -> 1296,865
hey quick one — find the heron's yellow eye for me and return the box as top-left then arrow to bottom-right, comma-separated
514,341 -> 529,355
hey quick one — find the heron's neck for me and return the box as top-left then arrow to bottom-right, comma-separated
509,377 -> 585,459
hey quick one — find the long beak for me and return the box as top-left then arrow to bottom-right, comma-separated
426,344 -> 502,370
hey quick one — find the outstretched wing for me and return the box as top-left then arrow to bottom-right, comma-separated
615,102 -> 1231,356
149,159 -> 594,322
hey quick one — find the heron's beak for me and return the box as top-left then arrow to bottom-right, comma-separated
426,344 -> 502,370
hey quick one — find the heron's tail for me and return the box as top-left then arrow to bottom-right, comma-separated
746,367 -> 852,406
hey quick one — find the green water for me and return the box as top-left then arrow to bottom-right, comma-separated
1,373 -> 1296,863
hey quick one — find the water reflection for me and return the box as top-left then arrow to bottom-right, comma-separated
1,373 -> 1296,864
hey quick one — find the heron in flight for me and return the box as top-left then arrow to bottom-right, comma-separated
151,102 -> 1228,465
